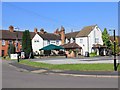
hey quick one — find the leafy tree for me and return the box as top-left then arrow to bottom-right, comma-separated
111,37 -> 120,54
22,30 -> 34,59
8,43 -> 15,57
102,28 -> 112,49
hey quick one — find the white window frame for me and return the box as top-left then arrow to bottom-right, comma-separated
95,38 -> 99,43
2,40 -> 5,46
80,39 -> 83,43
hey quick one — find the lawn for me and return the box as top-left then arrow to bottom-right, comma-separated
19,60 -> 117,71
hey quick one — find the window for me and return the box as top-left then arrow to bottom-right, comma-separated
37,40 -> 39,42
47,40 -> 50,44
70,38 -> 74,43
9,40 -> 12,44
80,39 -> 83,43
95,38 -> 99,43
34,40 -> 36,42
56,40 -> 59,45
51,41 -> 56,44
34,39 -> 39,43
2,50 -> 4,56
2,40 -> 5,45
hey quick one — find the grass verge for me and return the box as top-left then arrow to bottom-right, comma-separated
19,60 -> 117,71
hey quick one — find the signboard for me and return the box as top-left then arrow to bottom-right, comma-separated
21,52 -> 25,59
10,54 -> 18,59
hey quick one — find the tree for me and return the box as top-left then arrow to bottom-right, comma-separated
102,28 -> 112,49
111,37 -> 120,55
8,43 -> 15,57
22,30 -> 33,59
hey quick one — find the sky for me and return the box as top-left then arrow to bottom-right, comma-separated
2,2 -> 118,35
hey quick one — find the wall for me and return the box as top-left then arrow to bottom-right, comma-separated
76,37 -> 88,55
88,26 -> 103,53
32,34 -> 43,53
0,40 -> 22,56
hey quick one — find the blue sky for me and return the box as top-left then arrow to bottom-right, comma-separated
2,2 -> 118,34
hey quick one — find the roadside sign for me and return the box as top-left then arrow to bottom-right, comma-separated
10,54 -> 18,59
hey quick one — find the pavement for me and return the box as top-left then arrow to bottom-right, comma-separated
9,60 -> 119,78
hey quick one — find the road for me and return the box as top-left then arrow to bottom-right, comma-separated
2,60 -> 118,88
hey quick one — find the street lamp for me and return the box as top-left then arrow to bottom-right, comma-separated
109,29 -> 117,71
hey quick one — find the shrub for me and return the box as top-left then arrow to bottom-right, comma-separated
90,52 -> 98,57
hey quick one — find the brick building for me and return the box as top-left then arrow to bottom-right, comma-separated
0,26 -> 35,56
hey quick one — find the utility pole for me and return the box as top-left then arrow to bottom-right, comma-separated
109,29 -> 117,71
113,30 -> 117,71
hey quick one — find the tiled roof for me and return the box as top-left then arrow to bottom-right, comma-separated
0,30 -> 35,40
38,33 -> 61,40
92,44 -> 107,48
0,30 -> 61,40
76,25 -> 96,37
65,31 -> 79,39
65,25 -> 96,39
61,42 -> 82,49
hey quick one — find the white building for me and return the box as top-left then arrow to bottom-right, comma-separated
65,25 -> 103,55
32,29 -> 61,54
32,25 -> 104,56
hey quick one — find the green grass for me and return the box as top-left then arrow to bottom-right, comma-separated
20,60 -> 115,71
2,56 -> 11,60
89,52 -> 99,57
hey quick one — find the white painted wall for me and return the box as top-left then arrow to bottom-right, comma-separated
70,38 -> 74,43
76,37 -> 88,55
32,34 -> 62,54
76,25 -> 103,55
65,38 -> 69,44
88,25 -> 103,53
32,34 -> 43,53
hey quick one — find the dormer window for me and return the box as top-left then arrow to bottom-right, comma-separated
70,38 -> 74,43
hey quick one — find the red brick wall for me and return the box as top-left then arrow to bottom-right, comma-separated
0,40 -> 22,56
0,40 -> 9,56
0,40 -> 2,56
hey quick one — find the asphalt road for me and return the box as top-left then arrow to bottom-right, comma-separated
2,60 -> 118,88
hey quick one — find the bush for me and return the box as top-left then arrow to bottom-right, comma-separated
22,30 -> 33,59
8,44 -> 15,57
90,52 -> 98,57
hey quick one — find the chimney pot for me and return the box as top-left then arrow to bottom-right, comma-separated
9,25 -> 14,32
40,28 -> 45,34
54,28 -> 60,35
60,26 -> 65,45
34,28 -> 38,34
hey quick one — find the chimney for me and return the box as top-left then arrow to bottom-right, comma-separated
40,28 -> 45,34
9,25 -> 14,32
54,28 -> 60,35
60,26 -> 65,45
34,28 -> 38,34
